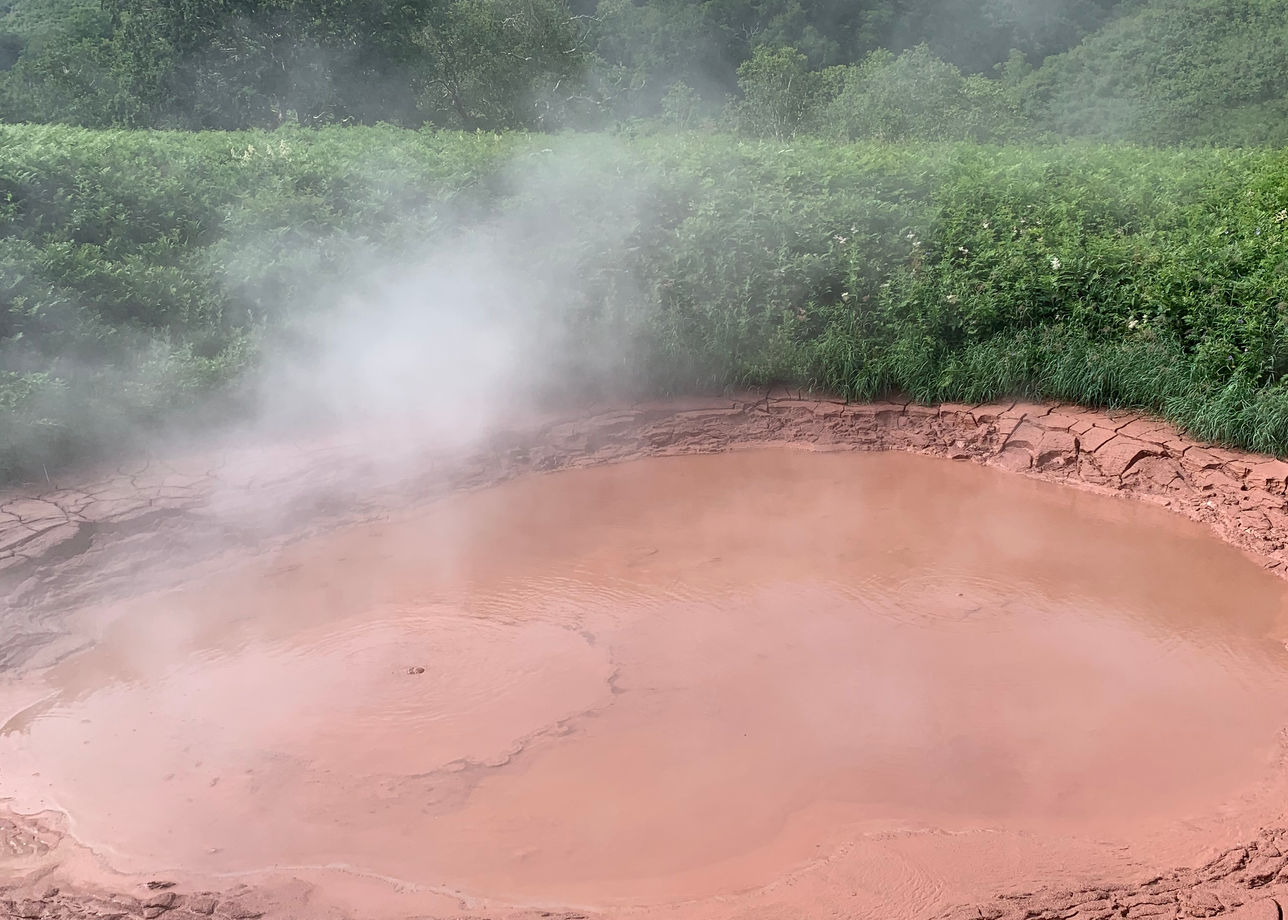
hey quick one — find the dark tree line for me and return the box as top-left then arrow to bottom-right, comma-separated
0,0 -> 1123,130
2,0 -> 1287,145
0,0 -> 592,128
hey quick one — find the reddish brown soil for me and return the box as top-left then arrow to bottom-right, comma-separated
6,392 -> 1288,920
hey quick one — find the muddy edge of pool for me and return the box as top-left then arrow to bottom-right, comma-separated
6,390 -> 1288,920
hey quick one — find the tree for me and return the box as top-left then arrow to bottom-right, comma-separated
415,0 -> 591,129
0,0 -> 133,124
732,45 -> 823,137
82,0 -> 591,129
817,44 -> 1028,142
591,0 -> 730,117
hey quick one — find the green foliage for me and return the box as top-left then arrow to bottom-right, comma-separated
1023,0 -> 1288,145
8,0 -> 1288,145
0,0 -> 102,46
816,45 -> 1029,141
416,0 -> 590,130
7,125 -> 1288,480
591,0 -> 723,116
659,81 -> 707,129
0,0 -> 592,129
0,0 -> 1148,132
730,44 -> 1031,142
1,32 -> 142,125
732,46 -> 827,138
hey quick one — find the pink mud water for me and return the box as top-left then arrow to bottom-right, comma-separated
4,449 -> 1288,916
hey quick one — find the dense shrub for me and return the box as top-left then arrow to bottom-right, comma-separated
4,125 -> 1288,479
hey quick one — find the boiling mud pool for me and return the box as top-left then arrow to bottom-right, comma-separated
4,449 -> 1288,908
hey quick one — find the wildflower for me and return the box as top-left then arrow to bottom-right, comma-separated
1128,319 -> 1139,330
946,294 -> 960,305
1276,209 -> 1288,223
957,246 -> 970,255
834,235 -> 848,244
906,231 -> 916,240
1050,256 -> 1061,270
841,292 -> 852,302
981,220 -> 990,229
913,240 -> 922,248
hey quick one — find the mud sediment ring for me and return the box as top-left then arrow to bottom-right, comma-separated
6,391 -> 1288,918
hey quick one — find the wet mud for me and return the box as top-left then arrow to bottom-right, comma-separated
6,394 -> 1288,919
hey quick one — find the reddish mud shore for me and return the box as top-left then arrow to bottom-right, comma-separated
6,393 -> 1288,920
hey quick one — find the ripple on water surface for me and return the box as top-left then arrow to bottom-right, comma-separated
3,449 -> 1288,905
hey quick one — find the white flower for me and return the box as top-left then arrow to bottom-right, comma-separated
1050,256 -> 1061,271
946,294 -> 960,305
1276,209 -> 1288,223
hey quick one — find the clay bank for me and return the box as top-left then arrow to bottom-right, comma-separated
5,394 -> 1288,920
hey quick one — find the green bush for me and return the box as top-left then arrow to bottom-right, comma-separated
816,46 -> 1029,143
4,125 -> 1288,479
730,46 -> 828,139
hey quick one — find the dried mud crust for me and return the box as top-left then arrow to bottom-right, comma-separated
940,828 -> 1288,920
6,392 -> 1288,919
2,885 -> 263,920
0,883 -> 593,920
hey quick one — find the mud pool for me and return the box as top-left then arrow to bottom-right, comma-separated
4,447 -> 1288,916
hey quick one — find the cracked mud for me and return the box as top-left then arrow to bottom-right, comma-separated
6,394 -> 1288,920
